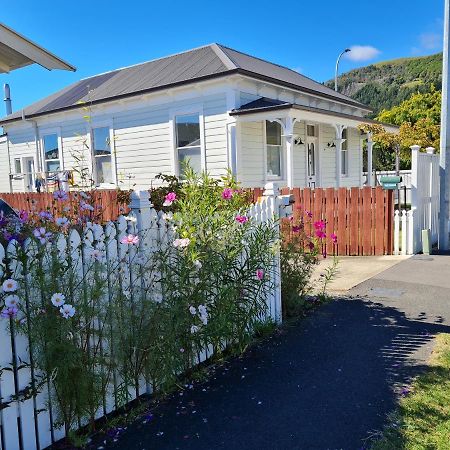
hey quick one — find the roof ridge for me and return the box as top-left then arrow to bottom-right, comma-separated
80,43 -> 219,81
210,44 -> 237,70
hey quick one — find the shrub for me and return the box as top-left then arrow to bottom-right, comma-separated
280,210 -> 338,318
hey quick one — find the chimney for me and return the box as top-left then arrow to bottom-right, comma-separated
4,83 -> 12,115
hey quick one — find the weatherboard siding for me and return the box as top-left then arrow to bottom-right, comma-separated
0,136 -> 10,192
239,121 -> 265,187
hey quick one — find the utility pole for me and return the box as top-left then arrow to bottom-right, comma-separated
439,0 -> 450,250
335,49 -> 351,92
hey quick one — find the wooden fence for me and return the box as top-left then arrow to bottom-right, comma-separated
0,190 -> 129,223
0,191 -> 282,450
253,186 -> 394,256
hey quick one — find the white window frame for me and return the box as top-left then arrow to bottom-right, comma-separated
40,127 -> 63,175
170,107 -> 205,177
264,120 -> 284,181
88,119 -> 117,187
341,128 -> 349,177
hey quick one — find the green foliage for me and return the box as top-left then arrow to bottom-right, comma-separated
327,53 -> 442,116
280,215 -> 338,319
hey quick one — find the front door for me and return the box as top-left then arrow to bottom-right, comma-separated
23,157 -> 35,192
307,140 -> 317,188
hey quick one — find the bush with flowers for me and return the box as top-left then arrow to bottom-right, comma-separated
0,169 -> 277,441
280,210 -> 338,318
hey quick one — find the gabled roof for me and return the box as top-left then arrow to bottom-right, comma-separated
0,22 -> 75,73
0,43 -> 370,125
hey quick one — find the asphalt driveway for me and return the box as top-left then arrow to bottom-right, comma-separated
99,255 -> 450,450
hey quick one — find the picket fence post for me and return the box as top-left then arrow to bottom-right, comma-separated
262,182 -> 283,324
394,210 -> 400,255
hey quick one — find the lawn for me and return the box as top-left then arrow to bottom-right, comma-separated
372,333 -> 450,449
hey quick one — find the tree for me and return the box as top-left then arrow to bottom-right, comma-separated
359,88 -> 441,170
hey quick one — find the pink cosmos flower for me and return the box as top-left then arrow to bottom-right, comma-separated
292,225 -> 301,233
173,238 -> 190,248
235,215 -> 249,224
1,305 -> 18,319
305,210 -> 313,218
80,201 -> 94,212
163,192 -> 177,207
121,234 -> 139,245
53,190 -> 68,202
256,269 -> 264,281
315,230 -> 327,239
221,188 -> 233,200
308,241 -> 315,250
330,233 -> 338,244
60,304 -> 76,319
39,211 -> 53,221
314,220 -> 326,230
2,279 -> 18,292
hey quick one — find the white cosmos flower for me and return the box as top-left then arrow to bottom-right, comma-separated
89,249 -> 105,262
190,325 -> 199,334
2,279 -> 18,292
193,260 -> 202,270
125,215 -> 137,222
55,217 -> 69,227
60,304 -> 76,319
5,295 -> 20,308
189,306 -> 197,315
173,238 -> 190,248
51,293 -> 66,307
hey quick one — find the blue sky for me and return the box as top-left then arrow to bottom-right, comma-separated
1,0 -> 445,113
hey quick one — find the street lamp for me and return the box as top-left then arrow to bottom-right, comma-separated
335,48 -> 351,92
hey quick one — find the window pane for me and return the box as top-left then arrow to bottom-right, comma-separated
93,127 -> 111,156
43,134 -> 59,160
176,114 -> 200,148
95,155 -> 113,184
342,128 -> 348,150
341,151 -> 347,175
178,146 -> 201,175
308,143 -> 315,176
307,125 -> 316,137
267,145 -> 281,177
14,159 -> 22,173
266,121 -> 281,146
46,160 -> 60,173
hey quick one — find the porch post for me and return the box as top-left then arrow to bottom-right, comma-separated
334,124 -> 345,188
284,117 -> 294,189
367,133 -> 374,187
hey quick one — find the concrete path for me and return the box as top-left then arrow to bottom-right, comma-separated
313,255 -> 409,292
101,256 -> 450,450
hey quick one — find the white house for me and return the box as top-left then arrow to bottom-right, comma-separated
0,43 -> 390,193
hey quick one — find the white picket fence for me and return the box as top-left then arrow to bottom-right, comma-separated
393,146 -> 440,255
0,186 -> 286,450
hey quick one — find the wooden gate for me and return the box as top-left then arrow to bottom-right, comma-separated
253,186 -> 394,256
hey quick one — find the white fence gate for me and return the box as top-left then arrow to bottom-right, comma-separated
0,185 -> 286,450
393,146 -> 440,255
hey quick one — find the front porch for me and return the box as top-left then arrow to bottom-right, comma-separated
229,98 -> 380,190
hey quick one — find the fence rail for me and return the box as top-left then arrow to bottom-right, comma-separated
0,190 -> 282,450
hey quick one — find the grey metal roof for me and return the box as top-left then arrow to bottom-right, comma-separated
0,44 -> 370,125
230,97 -> 397,130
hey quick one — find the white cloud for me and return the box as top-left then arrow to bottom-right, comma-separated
344,45 -> 381,62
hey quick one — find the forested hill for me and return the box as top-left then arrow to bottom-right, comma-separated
325,53 -> 442,116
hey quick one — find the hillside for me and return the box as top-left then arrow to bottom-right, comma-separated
326,53 -> 442,116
